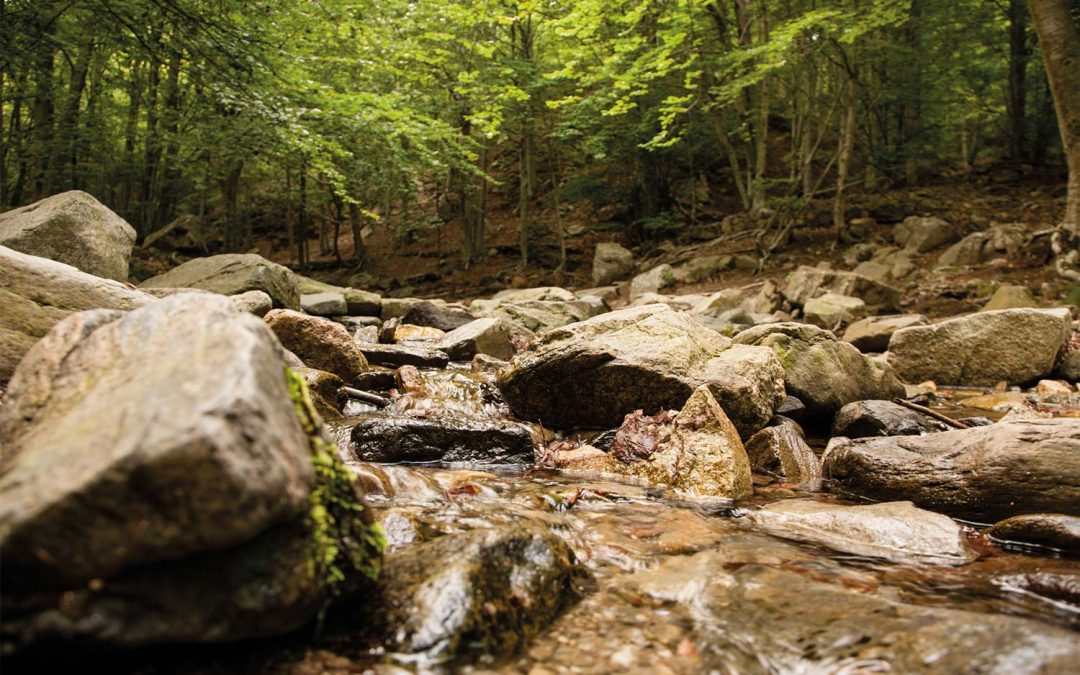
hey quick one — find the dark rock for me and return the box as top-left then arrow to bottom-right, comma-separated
348,413 -> 534,464
354,368 -> 398,391
294,367 -> 346,420
831,399 -> 950,438
987,514 -> 1080,556
264,309 -> 368,383
401,301 -> 477,331
744,418 -> 820,484
357,343 -> 450,369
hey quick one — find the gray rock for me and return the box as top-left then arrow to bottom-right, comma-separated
823,419 -> 1080,521
629,264 -> 675,299
937,224 -> 1026,267
987,514 -> 1080,556
401,300 -> 477,331
894,215 -> 958,252
356,343 -> 449,369
229,289 -> 273,316
983,284 -> 1037,311
690,288 -> 745,317
744,418 -> 820,485
141,253 -> 301,310
492,286 -> 577,302
802,293 -> 867,328
782,265 -> 900,312
0,245 -> 155,384
264,308 -> 369,383
592,242 -> 635,285
300,291 -> 347,316
749,499 -> 977,564
470,298 -> 591,333
347,413 -> 533,464
575,286 -> 618,305
380,297 -> 426,320
831,399 -> 950,438
437,318 -> 516,361
842,314 -> 929,353
0,190 -> 136,281
886,308 -> 1071,385
295,275 -> 381,316
672,254 -> 732,284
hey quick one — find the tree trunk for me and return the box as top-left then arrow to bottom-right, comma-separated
1008,0 -> 1030,163
297,161 -> 309,268
29,39 -> 55,201
833,73 -> 858,243
349,202 -> 367,266
155,48 -> 182,229
220,159 -> 243,252
47,38 -> 93,194
1028,0 -> 1080,233
140,46 -> 162,238
121,59 -> 142,215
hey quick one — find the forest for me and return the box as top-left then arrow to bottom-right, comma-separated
3,0 -> 1078,277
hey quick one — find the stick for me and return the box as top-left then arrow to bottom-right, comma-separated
341,386 -> 390,408
892,398 -> 968,430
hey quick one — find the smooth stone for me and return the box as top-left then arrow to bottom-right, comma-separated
300,291 -> 347,316
831,399 -> 950,438
141,253 -> 301,310
842,314 -> 929,353
229,289 -> 273,316
437,317 -> 517,361
356,343 -> 450,369
347,413 -> 533,464
987,514 -> 1080,556
264,308 -> 368,383
744,418 -> 820,485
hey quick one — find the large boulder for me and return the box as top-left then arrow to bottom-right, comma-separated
0,294 -> 370,653
823,419 -> 1080,521
629,264 -> 675,300
0,245 -> 155,384
469,298 -> 591,333
0,191 -> 136,281
296,275 -> 381,316
264,309 -> 368,383
831,399 -> 951,438
734,322 -> 905,427
300,291 -> 347,316
937,224 -> 1026,267
841,314 -> 928,353
141,254 -> 301,310
744,418 -> 820,485
497,305 -> 785,436
781,265 -> 900,312
893,215 -> 958,252
592,242 -> 635,285
886,308 -> 1071,385
437,317 -> 517,361
801,293 -> 866,328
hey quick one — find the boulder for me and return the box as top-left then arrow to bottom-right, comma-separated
749,500 -> 976,564
831,399 -> 951,438
629,292 -> 703,311
575,286 -> 618,305
300,291 -> 347,316
228,289 -> 273,316
347,413 -> 533,464
690,288 -> 745,317
744,418 -> 820,485
0,190 -> 136,281
294,366 -> 346,420
497,305 -> 785,436
672,254 -> 732,284
264,309 -> 368,383
894,215 -> 958,252
401,301 -> 476,331
937,224 -> 1026,267
469,299 -> 590,333
781,265 -> 900,312
629,264 -> 675,300
492,286 -> 577,302
823,419 -> 1080,521
141,253 -> 301,310
886,308 -> 1071,385
987,514 -> 1080,556
295,275 -> 381,316
592,242 -> 634,285
801,293 -> 867,328
437,318 -> 517,361
356,343 -> 449,369
0,245 -> 155,384
842,314 -> 928,353
734,322 -> 905,427
983,284 -> 1037,311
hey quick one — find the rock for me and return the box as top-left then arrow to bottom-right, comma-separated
264,309 -> 369,383
575,286 -> 618,305
690,288 -> 745,316
781,265 -> 900,312
0,246 -> 155,384
801,293 -> 867,328
843,242 -> 876,267
983,284 -> 1037,311
734,322 -> 905,427
744,418 -> 820,485
294,367 -> 346,420
356,343 -> 449,369
1056,332 -> 1080,381
437,318 -> 516,361
331,315 -> 381,332
469,299 -> 590,333
894,215 -> 958,252
629,264 -> 675,300
672,254 -> 732,284
749,500 -> 976,564
300,291 -> 347,316
353,368 -> 397,391
347,413 -> 533,464
629,292 -> 701,311
573,293 -> 611,318
987,514 -> 1080,556
823,419 -> 1080,521
831,399 -> 950,438
380,297 -> 425,320
295,275 -> 382,316
592,242 -> 635,285
0,190 -> 136,281
842,314 -> 928,353
401,301 -> 476,331
886,308 -> 1071,385
0,294 -> 344,652
393,323 -> 446,343
228,289 -> 273,316
497,305 -> 785,436
937,224 -> 1026,267
492,286 -> 577,302
141,253 -> 301,310
373,525 -> 578,661
1037,379 -> 1076,402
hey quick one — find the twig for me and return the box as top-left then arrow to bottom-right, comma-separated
892,398 -> 968,430
341,386 -> 390,408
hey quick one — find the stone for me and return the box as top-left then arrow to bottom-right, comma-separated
575,286 -> 619,305
983,284 -> 1037,311
300,291 -> 347,316
1057,333 -> 1080,382
497,305 -> 785,437
437,318 -> 517,361
987,514 -> 1080,556
264,309 -> 369,383
690,288 -> 745,317
294,366 -> 346,421
346,413 -> 533,464
592,242 -> 635,285
295,274 -> 382,316
401,300 -> 477,331
851,260 -> 891,284
629,292 -> 700,311
801,293 -> 867,328
380,297 -> 425,320
886,308 -> 1071,386
0,190 -> 136,281
469,299 -> 590,333
672,254 -> 732,284
937,224 -> 1026,267
492,286 -> 577,302
781,265 -> 900,312
749,500 -> 976,565
356,343 -> 449,369
734,322 -> 905,427
744,418 -> 820,485
1037,379 -> 1076,402
393,323 -> 446,343
842,314 -> 929,353
0,245 -> 155,384
893,215 -> 958,252
823,419 -> 1080,521
629,264 -> 675,300
228,289 -> 273,316
141,253 -> 301,310
831,399 -> 951,438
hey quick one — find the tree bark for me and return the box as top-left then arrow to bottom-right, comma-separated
1008,0 -> 1030,163
833,72 -> 858,243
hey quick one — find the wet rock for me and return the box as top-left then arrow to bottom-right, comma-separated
629,264 -> 675,300
984,284 -> 1037,311
894,215 -> 958,252
141,253 -> 301,310
0,190 -> 136,281
842,314 -> 928,353
831,399 -> 950,438
401,301 -> 476,331
802,293 -> 867,328
749,499 -> 977,564
744,418 -> 820,484
437,318 -> 516,361
353,368 -> 397,391
348,413 -> 533,464
296,275 -> 381,316
300,291 -> 347,316
937,224 -> 1026,267
294,366 -> 346,420
229,289 -> 273,316
781,265 -> 900,312
886,308 -> 1071,385
372,525 -> 578,663
987,514 -> 1080,556
734,322 -> 905,427
498,305 -> 784,436
0,294 -> 325,652
265,309 -> 368,383
592,242 -> 635,285
823,419 -> 1080,521
0,245 -> 155,384
356,343 -> 449,369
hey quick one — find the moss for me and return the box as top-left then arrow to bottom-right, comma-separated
660,268 -> 676,288
284,366 -> 386,605
772,341 -> 795,370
